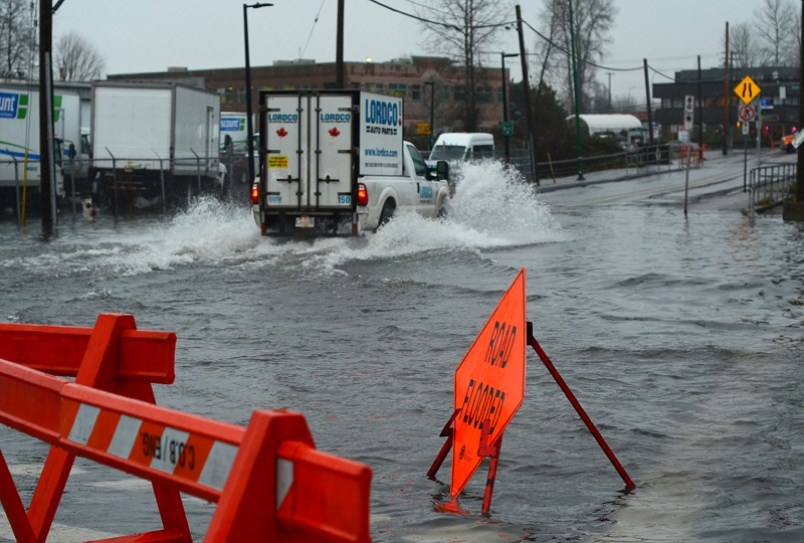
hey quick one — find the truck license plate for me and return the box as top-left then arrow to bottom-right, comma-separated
295,216 -> 315,228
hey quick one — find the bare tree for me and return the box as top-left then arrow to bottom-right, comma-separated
416,0 -> 513,131
55,32 -> 105,81
785,10 -> 801,67
0,0 -> 36,79
730,21 -> 769,68
538,0 -> 617,113
754,0 -> 796,65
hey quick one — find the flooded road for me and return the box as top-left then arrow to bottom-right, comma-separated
1,160 -> 803,542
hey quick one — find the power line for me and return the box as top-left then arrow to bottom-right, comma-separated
300,0 -> 326,59
364,0 -> 712,88
521,18 -> 642,73
365,0 -> 515,31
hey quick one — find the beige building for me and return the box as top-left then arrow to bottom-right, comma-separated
109,56 -> 510,148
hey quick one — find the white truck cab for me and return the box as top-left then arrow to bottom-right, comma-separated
251,90 -> 450,236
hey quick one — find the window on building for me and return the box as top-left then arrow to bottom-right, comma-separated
237,88 -> 246,104
672,97 -> 683,108
388,83 -> 406,98
476,86 -> 492,103
411,84 -> 421,102
222,87 -> 235,105
454,85 -> 465,101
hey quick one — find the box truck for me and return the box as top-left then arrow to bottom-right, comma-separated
0,83 -> 83,208
90,81 -> 225,206
251,90 -> 450,235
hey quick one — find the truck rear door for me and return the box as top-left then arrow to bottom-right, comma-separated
263,93 -> 354,215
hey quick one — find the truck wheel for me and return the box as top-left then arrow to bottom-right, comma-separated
437,202 -> 448,219
377,200 -> 395,230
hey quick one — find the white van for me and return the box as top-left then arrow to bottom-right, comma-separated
428,132 -> 495,162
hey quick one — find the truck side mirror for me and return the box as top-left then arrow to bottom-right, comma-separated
436,160 -> 449,181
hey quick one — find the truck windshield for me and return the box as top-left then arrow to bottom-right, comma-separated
429,145 -> 467,161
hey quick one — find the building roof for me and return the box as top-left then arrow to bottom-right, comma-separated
567,114 -> 643,135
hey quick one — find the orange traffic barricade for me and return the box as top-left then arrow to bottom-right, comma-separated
0,313 -> 371,542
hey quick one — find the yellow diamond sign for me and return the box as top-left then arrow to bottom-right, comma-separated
734,75 -> 761,105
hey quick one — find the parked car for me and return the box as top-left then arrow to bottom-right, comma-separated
780,133 -> 796,153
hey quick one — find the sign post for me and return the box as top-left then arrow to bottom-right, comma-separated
734,76 -> 763,172
738,103 -> 757,191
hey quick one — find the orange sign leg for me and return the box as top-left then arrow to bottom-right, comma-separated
527,322 -> 636,490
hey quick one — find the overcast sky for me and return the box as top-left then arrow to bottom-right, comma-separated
53,0 -> 765,100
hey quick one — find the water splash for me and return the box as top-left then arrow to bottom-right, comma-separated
1,163 -> 561,277
445,160 -> 561,247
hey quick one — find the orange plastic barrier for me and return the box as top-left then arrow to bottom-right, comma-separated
0,314 -> 371,543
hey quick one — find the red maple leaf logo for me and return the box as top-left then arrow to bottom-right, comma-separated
328,127 -> 340,137
276,127 -> 288,138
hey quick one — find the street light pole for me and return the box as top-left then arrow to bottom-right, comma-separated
426,80 -> 435,150
501,52 -> 518,163
243,2 -> 272,188
568,0 -> 584,180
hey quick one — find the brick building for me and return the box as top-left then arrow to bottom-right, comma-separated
109,56 -> 511,147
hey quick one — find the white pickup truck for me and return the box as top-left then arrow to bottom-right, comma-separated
251,90 -> 450,236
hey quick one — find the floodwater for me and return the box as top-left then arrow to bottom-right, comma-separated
1,161 -> 803,542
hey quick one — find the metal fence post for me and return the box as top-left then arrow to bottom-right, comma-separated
11,157 -> 21,225
105,148 -> 118,219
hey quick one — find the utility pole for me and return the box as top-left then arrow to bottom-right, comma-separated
643,59 -> 654,147
722,22 -> 730,155
515,4 -> 538,184
336,0 -> 345,87
798,1 -> 804,204
39,0 -> 55,237
785,0 -> 804,220
501,52 -> 518,163
697,56 -> 703,162
607,72 -> 613,111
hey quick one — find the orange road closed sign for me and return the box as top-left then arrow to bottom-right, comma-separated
451,268 -> 527,497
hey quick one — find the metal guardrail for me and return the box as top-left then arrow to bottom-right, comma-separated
747,162 -> 796,215
475,144 -> 682,184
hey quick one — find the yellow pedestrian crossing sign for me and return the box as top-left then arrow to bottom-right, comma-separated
734,75 -> 761,105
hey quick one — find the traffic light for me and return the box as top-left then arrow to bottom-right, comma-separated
684,95 -> 695,114
683,95 -> 694,131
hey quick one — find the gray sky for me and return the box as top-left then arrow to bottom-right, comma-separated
53,0 -> 764,100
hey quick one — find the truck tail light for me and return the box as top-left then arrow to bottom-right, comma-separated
357,183 -> 368,206
251,181 -> 259,205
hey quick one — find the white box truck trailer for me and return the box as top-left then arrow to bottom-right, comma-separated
90,81 -> 225,207
251,90 -> 450,236
0,83 -> 80,209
